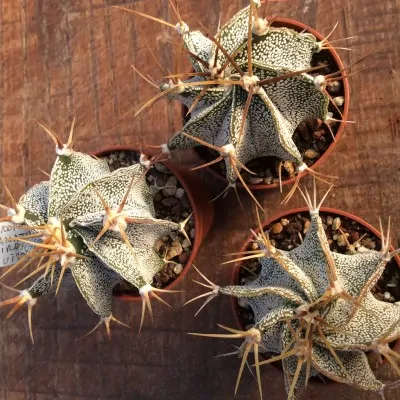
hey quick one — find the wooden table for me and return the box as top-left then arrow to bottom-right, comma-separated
0,0 -> 399,399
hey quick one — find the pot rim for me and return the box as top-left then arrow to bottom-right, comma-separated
230,206 -> 400,354
92,145 -> 202,301
194,16 -> 350,191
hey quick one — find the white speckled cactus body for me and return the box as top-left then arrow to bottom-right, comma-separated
158,1 -> 335,187
0,126 -> 189,341
189,188 -> 400,399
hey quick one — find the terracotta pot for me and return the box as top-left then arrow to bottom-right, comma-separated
188,17 -> 350,191
231,207 -> 400,355
93,146 -> 214,301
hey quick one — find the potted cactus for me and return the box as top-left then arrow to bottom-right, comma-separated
186,185 -> 400,399
116,1 -> 350,205
0,122 -> 213,342
191,16 -> 350,194
94,146 -> 213,301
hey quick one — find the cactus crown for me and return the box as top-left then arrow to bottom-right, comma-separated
155,1 -> 345,196
188,184 -> 400,400
0,121 -> 191,342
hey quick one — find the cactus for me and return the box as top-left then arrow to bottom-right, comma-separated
116,1 -> 349,204
187,184 -> 400,399
0,121 -> 192,342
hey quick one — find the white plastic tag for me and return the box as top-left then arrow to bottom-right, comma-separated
0,222 -> 32,268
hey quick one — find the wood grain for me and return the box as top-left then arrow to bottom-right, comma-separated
0,0 -> 399,399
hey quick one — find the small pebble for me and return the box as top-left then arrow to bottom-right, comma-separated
363,239 -> 376,249
281,218 -> 289,226
162,176 -> 177,197
384,291 -> 391,300
326,216 -> 333,226
251,242 -> 259,250
181,198 -> 191,210
272,223 -> 283,234
248,176 -> 263,184
326,80 -> 341,94
178,252 -> 190,264
333,96 -> 344,107
154,239 -> 164,252
169,232 -> 178,241
190,228 -> 195,239
313,129 -> 326,140
170,204 -> 180,222
175,188 -> 185,199
283,161 -> 295,177
303,220 -> 311,234
172,239 -> 182,249
153,192 -> 163,202
173,264 -> 183,275
304,149 -> 320,159
182,239 -> 191,249
156,176 -> 165,187
167,240 -> 183,259
162,186 -> 177,197
296,122 -> 308,138
154,163 -> 169,172
162,197 -> 179,207
287,220 -> 302,234
332,217 -> 341,231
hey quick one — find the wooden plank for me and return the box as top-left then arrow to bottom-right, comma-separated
0,0 -> 399,399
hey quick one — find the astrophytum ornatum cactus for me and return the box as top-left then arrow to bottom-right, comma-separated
0,121 -> 191,342
116,1 -> 347,203
187,186 -> 400,399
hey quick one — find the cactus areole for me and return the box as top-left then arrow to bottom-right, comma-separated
0,128 -> 209,341
159,3 -> 349,190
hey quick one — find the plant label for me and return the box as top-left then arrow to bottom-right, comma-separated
0,222 -> 32,268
